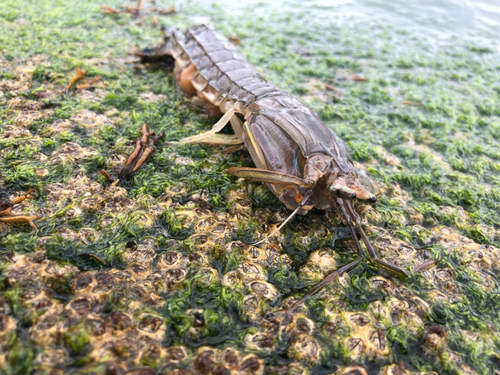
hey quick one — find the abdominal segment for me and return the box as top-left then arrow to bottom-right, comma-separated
169,25 -> 284,114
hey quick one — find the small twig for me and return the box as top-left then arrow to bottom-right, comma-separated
401,100 -> 420,106
104,124 -> 165,185
325,84 -> 343,96
131,141 -> 155,172
101,169 -> 115,183
157,5 -> 176,14
1,189 -> 34,215
76,75 -> 102,90
149,129 -> 165,144
79,252 -> 108,266
66,67 -> 88,94
350,74 -> 367,81
121,139 -> 142,174
0,215 -> 40,231
140,123 -> 153,144
122,0 -> 146,18
101,5 -> 125,14
0,207 -> 14,217
0,190 -> 40,231
122,5 -> 136,17
10,189 -> 36,205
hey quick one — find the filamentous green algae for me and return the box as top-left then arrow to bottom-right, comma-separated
0,0 -> 499,374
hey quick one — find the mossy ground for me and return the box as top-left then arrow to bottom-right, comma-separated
1,0 -> 500,374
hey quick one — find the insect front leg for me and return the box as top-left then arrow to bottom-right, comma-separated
225,167 -> 314,188
167,107 -> 244,146
285,198 -> 370,313
344,200 -> 412,279
334,198 -> 368,261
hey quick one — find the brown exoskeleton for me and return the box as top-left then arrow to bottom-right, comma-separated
142,25 -> 434,307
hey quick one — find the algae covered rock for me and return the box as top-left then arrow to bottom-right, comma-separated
1,0 -> 500,374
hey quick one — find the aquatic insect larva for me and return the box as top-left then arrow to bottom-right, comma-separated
142,25 -> 434,303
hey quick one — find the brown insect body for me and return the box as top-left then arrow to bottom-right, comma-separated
163,25 -> 373,208
244,95 -> 374,211
149,25 -> 432,300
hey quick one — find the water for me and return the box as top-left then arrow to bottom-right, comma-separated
183,0 -> 500,51
351,0 -> 500,45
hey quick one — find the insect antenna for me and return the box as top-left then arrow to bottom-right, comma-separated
283,198 -> 366,315
253,191 -> 312,246
252,205 -> 301,246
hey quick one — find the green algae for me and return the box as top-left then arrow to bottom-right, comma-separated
0,0 -> 500,374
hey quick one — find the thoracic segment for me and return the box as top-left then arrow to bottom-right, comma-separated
170,25 -> 285,109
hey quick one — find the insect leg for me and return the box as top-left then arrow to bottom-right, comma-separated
169,107 -> 237,145
229,111 -> 244,139
334,198 -> 367,259
344,200 -> 410,278
279,198 -> 368,307
225,167 -> 314,188
191,133 -> 243,145
332,227 -> 353,243
221,145 -> 245,154
413,259 -> 436,273
285,198 -> 368,312
287,256 -> 364,314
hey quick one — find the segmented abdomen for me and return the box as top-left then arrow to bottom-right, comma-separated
169,25 -> 285,106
